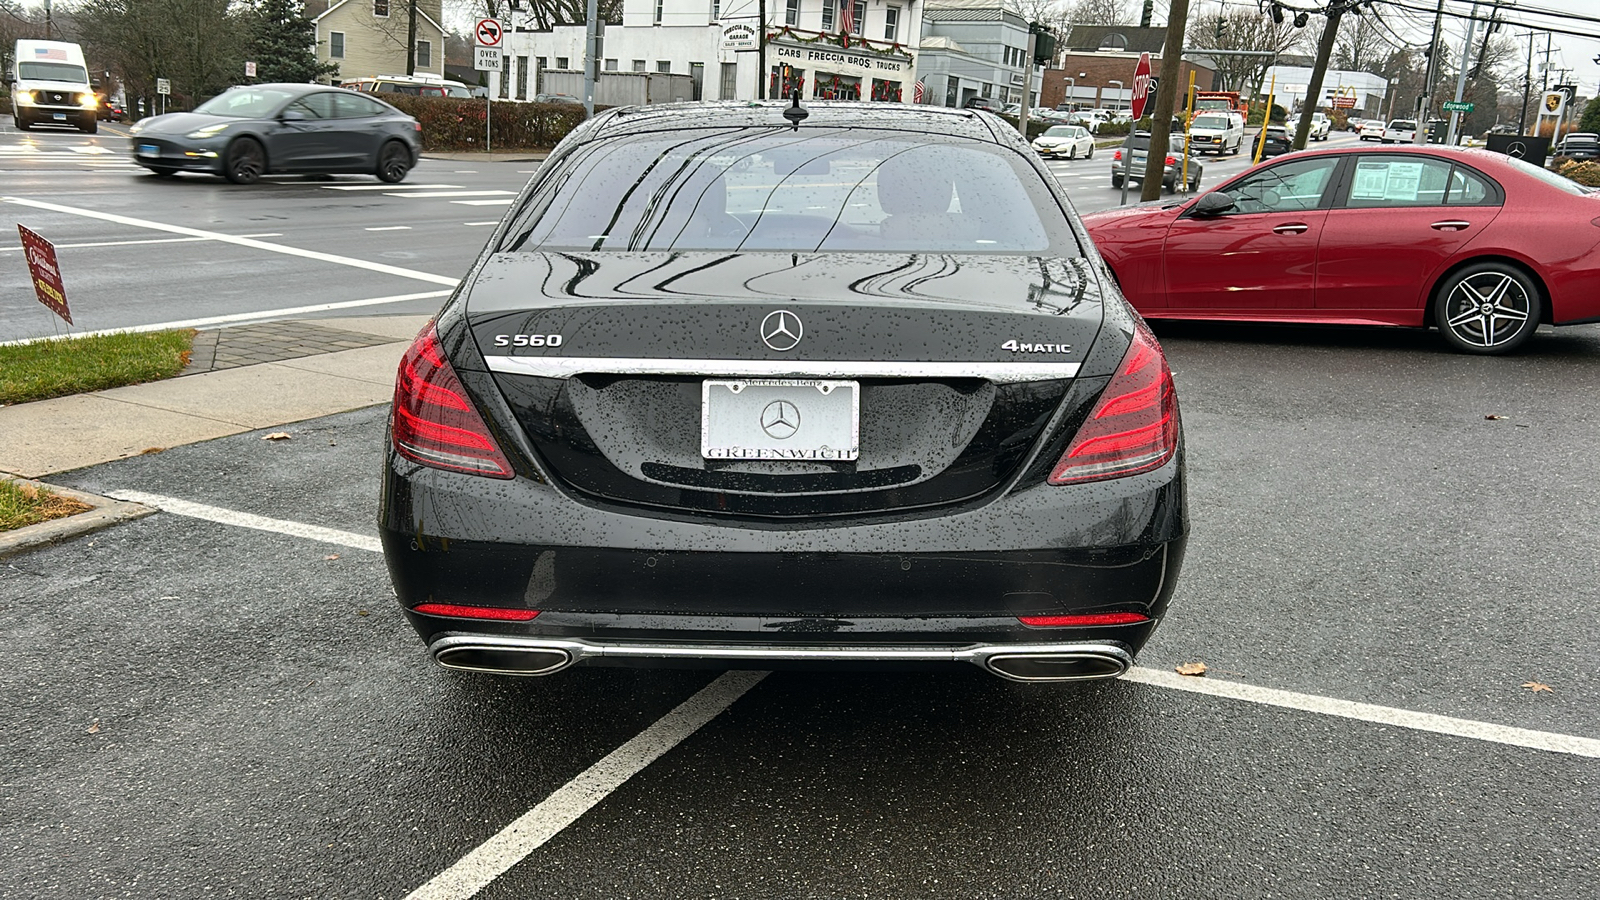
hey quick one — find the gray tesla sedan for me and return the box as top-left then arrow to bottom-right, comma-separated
128,83 -> 421,184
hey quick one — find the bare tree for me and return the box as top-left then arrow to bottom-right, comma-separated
1064,0 -> 1130,27
74,0 -> 247,105
1332,9 -> 1390,73
1186,7 -> 1302,95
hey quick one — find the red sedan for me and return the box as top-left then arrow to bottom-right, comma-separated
1081,145 -> 1600,354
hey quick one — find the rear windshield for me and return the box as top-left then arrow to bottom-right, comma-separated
194,88 -> 295,117
1044,126 -> 1074,136
501,128 -> 1071,254
18,61 -> 88,83
1389,120 -> 1417,130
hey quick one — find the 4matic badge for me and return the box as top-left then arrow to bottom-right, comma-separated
1001,339 -> 1071,353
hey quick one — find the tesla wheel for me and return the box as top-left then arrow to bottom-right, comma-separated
224,137 -> 265,185
377,141 -> 412,184
1434,262 -> 1541,355
1111,175 -> 1123,188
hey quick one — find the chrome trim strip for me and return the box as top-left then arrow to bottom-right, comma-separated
428,635 -> 1130,681
483,355 -> 1082,383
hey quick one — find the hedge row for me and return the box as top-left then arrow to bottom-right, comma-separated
378,94 -> 590,152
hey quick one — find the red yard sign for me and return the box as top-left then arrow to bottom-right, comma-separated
18,225 -> 72,325
1130,52 -> 1153,121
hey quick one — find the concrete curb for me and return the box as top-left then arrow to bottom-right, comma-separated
0,476 -> 155,559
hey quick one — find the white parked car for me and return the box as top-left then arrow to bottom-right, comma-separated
1358,120 -> 1385,142
1309,112 -> 1331,141
1031,124 -> 1095,159
1185,111 -> 1244,155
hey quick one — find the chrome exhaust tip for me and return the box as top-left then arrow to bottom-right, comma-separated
981,646 -> 1132,682
433,639 -> 573,676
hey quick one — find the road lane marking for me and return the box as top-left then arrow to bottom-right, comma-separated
451,199 -> 514,206
386,190 -> 516,199
321,184 -> 464,191
104,491 -> 384,553
403,670 -> 768,900
0,289 -> 449,346
0,232 -> 282,252
1123,667 -> 1600,758
463,221 -> 499,226
0,196 -> 460,286
366,226 -> 413,231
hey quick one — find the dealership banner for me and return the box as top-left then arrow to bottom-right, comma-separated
18,225 -> 72,325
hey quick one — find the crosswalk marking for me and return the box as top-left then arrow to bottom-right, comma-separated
322,183 -> 464,191
450,199 -> 514,206
384,189 -> 516,199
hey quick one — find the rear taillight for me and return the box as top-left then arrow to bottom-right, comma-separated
1164,155 -> 1176,166
1113,149 -> 1122,160
1018,612 -> 1150,627
1048,322 -> 1178,485
392,326 -> 514,478
414,603 -> 539,621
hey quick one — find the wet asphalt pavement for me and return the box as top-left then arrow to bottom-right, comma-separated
5,320 -> 1598,898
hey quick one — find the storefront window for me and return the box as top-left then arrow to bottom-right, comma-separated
771,65 -> 806,100
870,78 -> 901,103
812,72 -> 861,100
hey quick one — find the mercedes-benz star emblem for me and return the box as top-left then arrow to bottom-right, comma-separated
760,400 -> 800,440
760,310 -> 803,351
1507,140 -> 1527,158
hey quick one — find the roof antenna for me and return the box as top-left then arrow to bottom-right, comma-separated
783,90 -> 809,131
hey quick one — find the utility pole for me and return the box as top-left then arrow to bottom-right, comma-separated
1292,0 -> 1346,150
1415,0 -> 1444,145
1446,2 -> 1478,145
758,0 -> 767,100
44,0 -> 53,40
1519,31 -> 1534,135
583,0 -> 599,117
1139,0 -> 1191,203
406,0 -> 418,75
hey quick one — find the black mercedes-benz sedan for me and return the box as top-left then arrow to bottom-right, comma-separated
380,101 -> 1187,683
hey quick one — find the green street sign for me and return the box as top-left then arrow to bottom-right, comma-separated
1441,101 -> 1475,113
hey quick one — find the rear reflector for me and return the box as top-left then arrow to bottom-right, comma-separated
392,325 -> 515,478
413,603 -> 540,621
1017,612 -> 1150,627
1048,320 -> 1178,485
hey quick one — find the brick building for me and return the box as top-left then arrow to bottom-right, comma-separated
1038,24 -> 1215,111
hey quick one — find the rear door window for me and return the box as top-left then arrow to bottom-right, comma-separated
1343,156 -> 1454,207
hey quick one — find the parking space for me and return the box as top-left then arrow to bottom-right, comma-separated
6,320 -> 1596,898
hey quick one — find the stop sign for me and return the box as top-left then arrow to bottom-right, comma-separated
1130,52 -> 1153,120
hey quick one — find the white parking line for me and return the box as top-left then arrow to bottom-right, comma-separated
0,196 -> 459,287
105,491 -> 384,552
463,221 -> 500,226
404,671 -> 767,900
366,226 -> 413,231
0,289 -> 449,347
451,199 -> 514,207
322,184 -> 465,191
0,232 -> 282,253
387,190 -> 516,199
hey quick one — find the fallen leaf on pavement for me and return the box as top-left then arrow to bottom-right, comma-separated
323,554 -> 340,561
1175,662 -> 1208,676
263,432 -> 291,441
139,447 -> 164,455
1484,414 -> 1506,420
357,610 -> 370,617
1522,681 -> 1553,693
86,719 -> 100,734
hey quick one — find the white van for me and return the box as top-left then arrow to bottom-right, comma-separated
1186,110 -> 1245,155
10,39 -> 98,133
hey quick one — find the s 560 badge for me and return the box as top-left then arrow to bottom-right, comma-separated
493,334 -> 564,348
1001,340 -> 1070,353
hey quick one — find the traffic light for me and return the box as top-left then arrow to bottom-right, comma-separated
1030,23 -> 1056,66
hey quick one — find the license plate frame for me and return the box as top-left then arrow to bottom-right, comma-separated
701,379 -> 859,462
137,144 -> 160,157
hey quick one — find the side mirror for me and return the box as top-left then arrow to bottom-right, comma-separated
279,109 -> 306,122
1191,191 -> 1236,217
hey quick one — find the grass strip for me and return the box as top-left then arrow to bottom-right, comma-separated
0,329 -> 196,406
0,479 -> 92,533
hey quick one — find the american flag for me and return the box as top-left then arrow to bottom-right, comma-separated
913,78 -> 925,104
33,47 -> 68,61
840,1 -> 855,40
